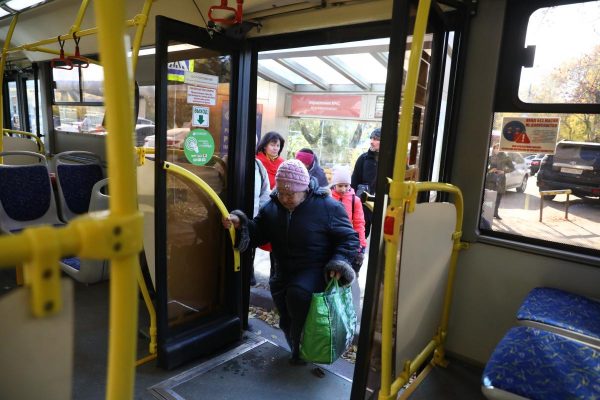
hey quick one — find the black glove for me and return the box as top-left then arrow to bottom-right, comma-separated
352,251 -> 365,273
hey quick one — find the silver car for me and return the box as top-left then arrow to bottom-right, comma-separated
505,152 -> 529,193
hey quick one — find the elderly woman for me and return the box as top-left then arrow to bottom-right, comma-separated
223,159 -> 358,364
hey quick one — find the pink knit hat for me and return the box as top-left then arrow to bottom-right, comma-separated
276,159 -> 310,192
330,165 -> 352,186
295,150 -> 315,167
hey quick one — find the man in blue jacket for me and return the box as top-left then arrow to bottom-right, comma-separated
223,159 -> 358,364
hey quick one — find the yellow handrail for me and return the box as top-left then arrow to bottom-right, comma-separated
379,0 -> 432,399
0,0 -> 153,398
0,15 -> 18,160
163,161 -> 241,272
382,181 -> 465,398
3,129 -> 46,154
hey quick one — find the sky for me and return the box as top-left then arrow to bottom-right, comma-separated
522,1 -> 600,86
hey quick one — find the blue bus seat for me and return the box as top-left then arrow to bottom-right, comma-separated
55,151 -> 104,222
59,177 -> 110,284
0,151 -> 107,284
0,151 -> 63,231
517,287 -> 600,349
482,326 -> 600,400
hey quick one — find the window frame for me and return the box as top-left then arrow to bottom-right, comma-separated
495,0 -> 600,113
482,0 -> 600,260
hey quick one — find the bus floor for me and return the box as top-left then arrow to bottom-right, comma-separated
0,268 -> 484,399
71,278 -> 355,400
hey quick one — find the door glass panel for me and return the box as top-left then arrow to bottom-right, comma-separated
164,41 -> 230,331
25,79 -> 39,135
7,81 -> 20,130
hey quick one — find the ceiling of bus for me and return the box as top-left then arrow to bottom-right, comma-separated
0,0 -> 395,67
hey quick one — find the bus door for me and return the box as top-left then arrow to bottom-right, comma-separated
154,16 -> 252,370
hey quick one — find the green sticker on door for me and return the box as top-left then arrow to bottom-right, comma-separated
183,129 -> 215,166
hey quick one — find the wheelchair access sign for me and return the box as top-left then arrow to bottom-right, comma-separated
183,129 -> 214,166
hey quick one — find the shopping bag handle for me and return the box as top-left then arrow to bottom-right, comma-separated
325,278 -> 340,292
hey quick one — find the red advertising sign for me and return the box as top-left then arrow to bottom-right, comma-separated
290,95 -> 362,118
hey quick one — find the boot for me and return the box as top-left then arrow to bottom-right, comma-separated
289,340 -> 306,366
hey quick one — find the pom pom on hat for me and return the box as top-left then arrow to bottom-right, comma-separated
276,159 -> 310,192
330,165 -> 352,187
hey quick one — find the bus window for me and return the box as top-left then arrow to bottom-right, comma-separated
519,1 -> 600,104
482,1 -> 600,256
53,64 -> 105,134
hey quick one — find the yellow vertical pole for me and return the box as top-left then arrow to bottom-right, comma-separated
379,0 -> 432,399
0,15 -> 19,159
93,0 -> 140,399
130,0 -> 154,74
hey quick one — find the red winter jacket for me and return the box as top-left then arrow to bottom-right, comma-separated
256,152 -> 284,190
331,187 -> 367,248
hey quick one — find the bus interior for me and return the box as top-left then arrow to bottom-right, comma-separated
0,0 -> 599,399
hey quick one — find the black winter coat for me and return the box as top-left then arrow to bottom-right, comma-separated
351,149 -> 378,195
307,155 -> 329,188
248,179 -> 359,283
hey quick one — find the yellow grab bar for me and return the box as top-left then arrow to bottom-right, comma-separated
379,0 -> 432,399
163,161 -> 241,272
3,129 -> 46,154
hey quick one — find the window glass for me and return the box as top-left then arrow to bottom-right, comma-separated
82,64 -> 104,102
481,112 -> 600,252
163,44 -> 230,332
7,81 -> 20,130
52,105 -> 105,134
53,67 -> 80,102
26,78 -> 43,135
519,1 -> 600,104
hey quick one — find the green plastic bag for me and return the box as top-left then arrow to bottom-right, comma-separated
300,279 -> 357,364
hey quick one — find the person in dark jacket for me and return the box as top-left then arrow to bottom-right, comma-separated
487,143 -> 514,220
223,159 -> 359,364
351,127 -> 380,237
295,148 -> 329,189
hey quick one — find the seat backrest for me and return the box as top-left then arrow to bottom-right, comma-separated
55,151 -> 104,221
0,151 -> 63,232
2,136 -> 40,164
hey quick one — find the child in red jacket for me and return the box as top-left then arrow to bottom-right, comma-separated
330,165 -> 367,272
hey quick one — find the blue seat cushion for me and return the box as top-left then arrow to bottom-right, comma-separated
61,257 -> 80,271
517,287 -> 600,340
0,165 -> 52,221
482,326 -> 600,400
57,164 -> 103,215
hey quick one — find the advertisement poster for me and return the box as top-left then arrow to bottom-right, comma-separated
290,94 -> 362,118
499,117 -> 560,153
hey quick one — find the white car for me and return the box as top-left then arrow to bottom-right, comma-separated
504,152 -> 529,193
143,127 -> 190,148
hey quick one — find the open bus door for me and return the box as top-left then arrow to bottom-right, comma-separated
154,16 -> 253,370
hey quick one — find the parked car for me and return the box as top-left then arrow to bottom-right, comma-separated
504,152 -> 529,193
537,141 -> 600,200
143,127 -> 190,148
526,154 -> 545,175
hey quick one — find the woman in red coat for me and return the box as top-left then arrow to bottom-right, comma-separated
256,131 -> 285,189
